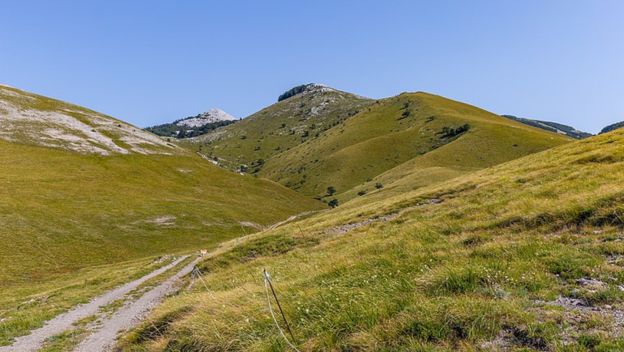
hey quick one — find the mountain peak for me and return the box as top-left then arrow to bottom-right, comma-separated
277,83 -> 337,102
145,108 -> 237,138
175,108 -> 236,128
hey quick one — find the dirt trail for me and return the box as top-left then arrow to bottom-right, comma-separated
1,213 -> 309,352
71,213 -> 314,351
0,256 -> 188,352
74,258 -> 199,351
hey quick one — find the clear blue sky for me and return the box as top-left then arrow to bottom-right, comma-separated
1,1 -> 623,133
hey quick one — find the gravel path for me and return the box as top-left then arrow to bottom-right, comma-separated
0,256 -> 188,352
74,257 -> 200,352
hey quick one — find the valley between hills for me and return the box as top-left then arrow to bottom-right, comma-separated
1,83 -> 624,351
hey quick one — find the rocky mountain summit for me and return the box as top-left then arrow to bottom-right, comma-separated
145,108 -> 237,138
277,83 -> 339,102
175,108 -> 236,127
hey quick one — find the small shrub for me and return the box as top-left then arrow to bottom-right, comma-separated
462,234 -> 486,247
578,334 -> 601,349
327,186 -> 337,196
402,317 -> 449,342
577,286 -> 624,305
375,183 -> 384,189
432,268 -> 487,294
440,124 -> 470,138
328,199 -> 339,208
547,254 -> 592,281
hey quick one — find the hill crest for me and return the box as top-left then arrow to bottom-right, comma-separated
601,121 -> 624,134
502,114 -> 592,139
257,91 -> 572,200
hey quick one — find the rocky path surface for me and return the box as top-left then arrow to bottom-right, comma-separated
0,256 -> 188,352
74,257 -> 199,352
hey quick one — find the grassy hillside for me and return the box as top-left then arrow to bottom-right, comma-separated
0,86 -> 321,285
0,87 -> 322,345
195,84 -> 372,171
260,92 -> 571,201
122,127 -> 624,351
0,141 -> 320,285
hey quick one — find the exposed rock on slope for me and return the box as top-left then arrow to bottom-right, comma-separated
0,85 -> 175,155
196,84 -> 373,170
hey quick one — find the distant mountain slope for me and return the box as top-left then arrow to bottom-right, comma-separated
177,108 -> 236,126
0,84 -> 176,155
259,92 -> 571,200
502,114 -> 592,139
600,121 -> 624,134
145,108 -> 237,138
0,87 -> 322,287
196,84 -> 373,170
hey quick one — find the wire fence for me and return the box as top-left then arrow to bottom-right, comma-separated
188,262 -> 300,351
263,269 -> 300,352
